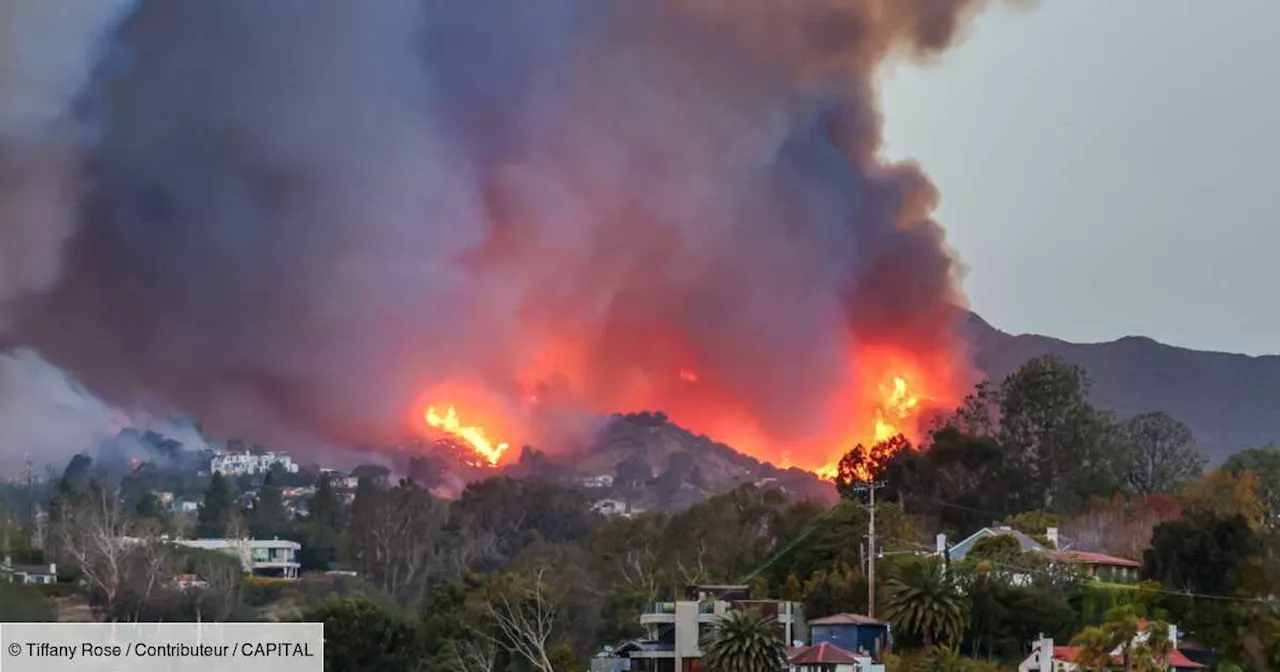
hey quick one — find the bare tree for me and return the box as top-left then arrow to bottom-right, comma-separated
1120,412 -> 1207,495
488,567 -> 557,672
450,636 -> 498,672
352,480 -> 448,603
54,484 -> 139,619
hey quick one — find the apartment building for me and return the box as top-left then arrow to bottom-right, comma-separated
211,451 -> 299,476
626,585 -> 807,672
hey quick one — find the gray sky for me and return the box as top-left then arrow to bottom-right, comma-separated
879,1 -> 1278,356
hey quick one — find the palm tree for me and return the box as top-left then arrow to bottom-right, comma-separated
699,608 -> 788,672
1070,605 -> 1174,672
881,559 -> 968,647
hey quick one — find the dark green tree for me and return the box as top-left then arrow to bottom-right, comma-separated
997,356 -> 1121,513
250,472 -> 289,539
299,596 -> 422,672
196,472 -> 236,538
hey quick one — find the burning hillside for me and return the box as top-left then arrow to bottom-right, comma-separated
1,0 -> 984,474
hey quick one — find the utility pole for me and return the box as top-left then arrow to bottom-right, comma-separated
851,480 -> 885,619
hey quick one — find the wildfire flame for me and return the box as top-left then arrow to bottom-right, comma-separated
816,373 -> 925,481
424,406 -> 510,466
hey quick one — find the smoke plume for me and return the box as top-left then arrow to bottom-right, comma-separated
3,0 -> 989,470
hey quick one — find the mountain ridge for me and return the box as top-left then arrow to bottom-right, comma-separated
964,312 -> 1280,463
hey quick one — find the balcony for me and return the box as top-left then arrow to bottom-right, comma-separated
640,602 -> 677,624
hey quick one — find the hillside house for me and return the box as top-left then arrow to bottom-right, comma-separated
943,526 -> 1142,582
211,451 -> 299,476
170,538 -> 302,579
592,499 -> 631,518
2,556 -> 57,585
1019,629 -> 1204,671
582,474 -> 615,489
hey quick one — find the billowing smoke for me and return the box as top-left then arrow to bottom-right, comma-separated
0,349 -> 128,474
3,0 -> 988,470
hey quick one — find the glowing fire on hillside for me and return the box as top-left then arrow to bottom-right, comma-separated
419,341 -> 959,480
424,406 -> 510,466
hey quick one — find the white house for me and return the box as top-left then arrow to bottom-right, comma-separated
582,474 -> 615,489
211,451 -> 299,476
171,538 -> 302,579
2,557 -> 57,585
591,499 -> 630,518
1019,629 -> 1204,671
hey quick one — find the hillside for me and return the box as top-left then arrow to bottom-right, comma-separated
965,313 -> 1280,463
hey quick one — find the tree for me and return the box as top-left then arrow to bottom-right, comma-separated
250,472 -> 289,539
997,356 -> 1124,514
699,608 -> 788,672
1143,514 -> 1259,597
1223,445 -> 1280,524
487,568 -> 559,672
348,478 -> 448,604
1070,605 -> 1172,672
299,595 -> 422,672
196,472 -> 236,538
310,472 -> 345,532
881,559 -> 967,647
1179,469 -> 1267,529
836,435 -> 910,496
1118,412 -> 1206,495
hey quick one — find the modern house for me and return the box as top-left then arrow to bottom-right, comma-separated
2,556 -> 57,585
809,613 -> 891,658
626,584 -> 807,672
171,538 -> 302,579
1020,629 -> 1204,671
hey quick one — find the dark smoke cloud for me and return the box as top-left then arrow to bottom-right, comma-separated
4,0 -> 989,462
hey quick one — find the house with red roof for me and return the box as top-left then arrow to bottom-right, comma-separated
787,641 -> 886,672
1018,630 -> 1205,671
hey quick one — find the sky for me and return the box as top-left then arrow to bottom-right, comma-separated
879,1 -> 1278,357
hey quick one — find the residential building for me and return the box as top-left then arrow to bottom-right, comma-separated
787,642 -> 883,672
942,526 -> 1142,582
171,538 -> 302,579
1019,629 -> 1204,671
592,499 -> 631,518
582,474 -> 615,489
809,613 -> 891,658
629,584 -> 807,672
2,556 -> 56,585
211,451 -> 299,476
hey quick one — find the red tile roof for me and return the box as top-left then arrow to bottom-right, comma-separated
1052,645 -> 1204,668
788,642 -> 859,665
808,613 -> 885,626
1043,550 -> 1142,568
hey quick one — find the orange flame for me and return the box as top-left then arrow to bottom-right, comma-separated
425,405 -> 510,466
816,371 -> 926,481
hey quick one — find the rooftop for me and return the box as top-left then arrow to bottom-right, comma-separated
1043,549 -> 1142,568
809,613 -> 885,626
788,642 -> 859,665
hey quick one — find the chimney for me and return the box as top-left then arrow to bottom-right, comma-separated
936,533 -> 947,555
3,555 -> 10,568
1039,634 -> 1054,672
1167,624 -> 1178,650
48,563 -> 56,575
1046,527 -> 1059,549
